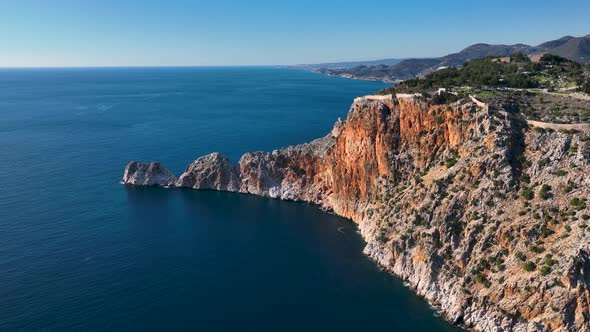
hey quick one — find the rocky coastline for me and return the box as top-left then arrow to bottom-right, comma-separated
122,94 -> 590,331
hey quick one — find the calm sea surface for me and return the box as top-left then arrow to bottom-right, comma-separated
0,67 -> 459,331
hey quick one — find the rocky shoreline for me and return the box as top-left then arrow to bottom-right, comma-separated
310,69 -> 396,83
123,94 -> 590,331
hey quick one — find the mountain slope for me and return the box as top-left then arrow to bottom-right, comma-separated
550,35 -> 590,64
536,36 -> 576,50
308,35 -> 590,82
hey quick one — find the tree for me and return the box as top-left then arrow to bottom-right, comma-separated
540,54 -> 568,64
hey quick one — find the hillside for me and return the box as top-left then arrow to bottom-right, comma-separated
378,54 -> 590,123
304,35 -> 590,82
549,35 -> 590,64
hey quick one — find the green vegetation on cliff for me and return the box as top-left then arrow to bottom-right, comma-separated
379,54 -> 589,95
377,54 -> 590,123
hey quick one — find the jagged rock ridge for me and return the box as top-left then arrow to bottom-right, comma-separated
122,94 -> 590,331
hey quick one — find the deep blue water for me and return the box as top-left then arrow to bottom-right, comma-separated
0,67 -> 458,331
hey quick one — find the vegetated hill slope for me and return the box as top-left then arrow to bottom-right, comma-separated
378,54 -> 590,123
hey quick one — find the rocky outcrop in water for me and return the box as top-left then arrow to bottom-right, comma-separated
122,94 -> 590,331
176,152 -> 241,191
122,161 -> 177,186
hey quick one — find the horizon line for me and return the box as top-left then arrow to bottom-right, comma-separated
2,33 -> 588,70
0,64 -> 293,70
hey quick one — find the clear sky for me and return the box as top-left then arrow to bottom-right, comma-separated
1,0 -> 589,67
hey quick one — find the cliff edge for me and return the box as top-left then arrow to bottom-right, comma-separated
123,94 -> 590,331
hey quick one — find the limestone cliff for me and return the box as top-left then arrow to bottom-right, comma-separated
122,94 -> 590,331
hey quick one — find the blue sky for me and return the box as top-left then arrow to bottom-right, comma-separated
1,0 -> 589,67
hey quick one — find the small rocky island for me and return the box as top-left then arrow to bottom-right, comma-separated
123,55 -> 590,331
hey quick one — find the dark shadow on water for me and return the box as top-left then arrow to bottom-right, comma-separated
122,187 -> 461,332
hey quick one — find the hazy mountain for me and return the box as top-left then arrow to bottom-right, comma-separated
535,35 -> 576,49
303,35 -> 590,82
548,35 -> 590,64
292,58 -> 402,70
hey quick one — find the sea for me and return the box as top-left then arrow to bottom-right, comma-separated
0,67 -> 459,331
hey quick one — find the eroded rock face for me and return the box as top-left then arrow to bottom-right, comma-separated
122,161 -> 177,186
122,94 -> 590,331
176,152 -> 241,191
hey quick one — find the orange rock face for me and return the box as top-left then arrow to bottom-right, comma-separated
123,94 -> 590,331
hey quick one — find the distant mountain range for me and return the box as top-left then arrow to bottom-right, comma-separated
294,35 -> 590,82
292,58 -> 402,70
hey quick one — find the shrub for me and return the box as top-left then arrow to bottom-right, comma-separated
540,266 -> 551,276
445,158 -> 458,168
534,126 -> 546,133
375,233 -> 389,243
568,144 -> 579,153
515,252 -> 526,261
565,180 -> 576,193
538,158 -> 550,168
520,174 -> 531,184
539,184 -> 552,200
476,273 -> 492,288
431,91 -> 460,105
529,245 -> 545,254
544,256 -> 558,267
559,129 -> 580,134
523,261 -> 537,272
414,175 -> 423,184
521,187 -> 534,200
542,228 -> 555,238
570,197 -> 587,210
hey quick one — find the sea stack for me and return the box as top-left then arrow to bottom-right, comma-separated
122,161 -> 177,186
